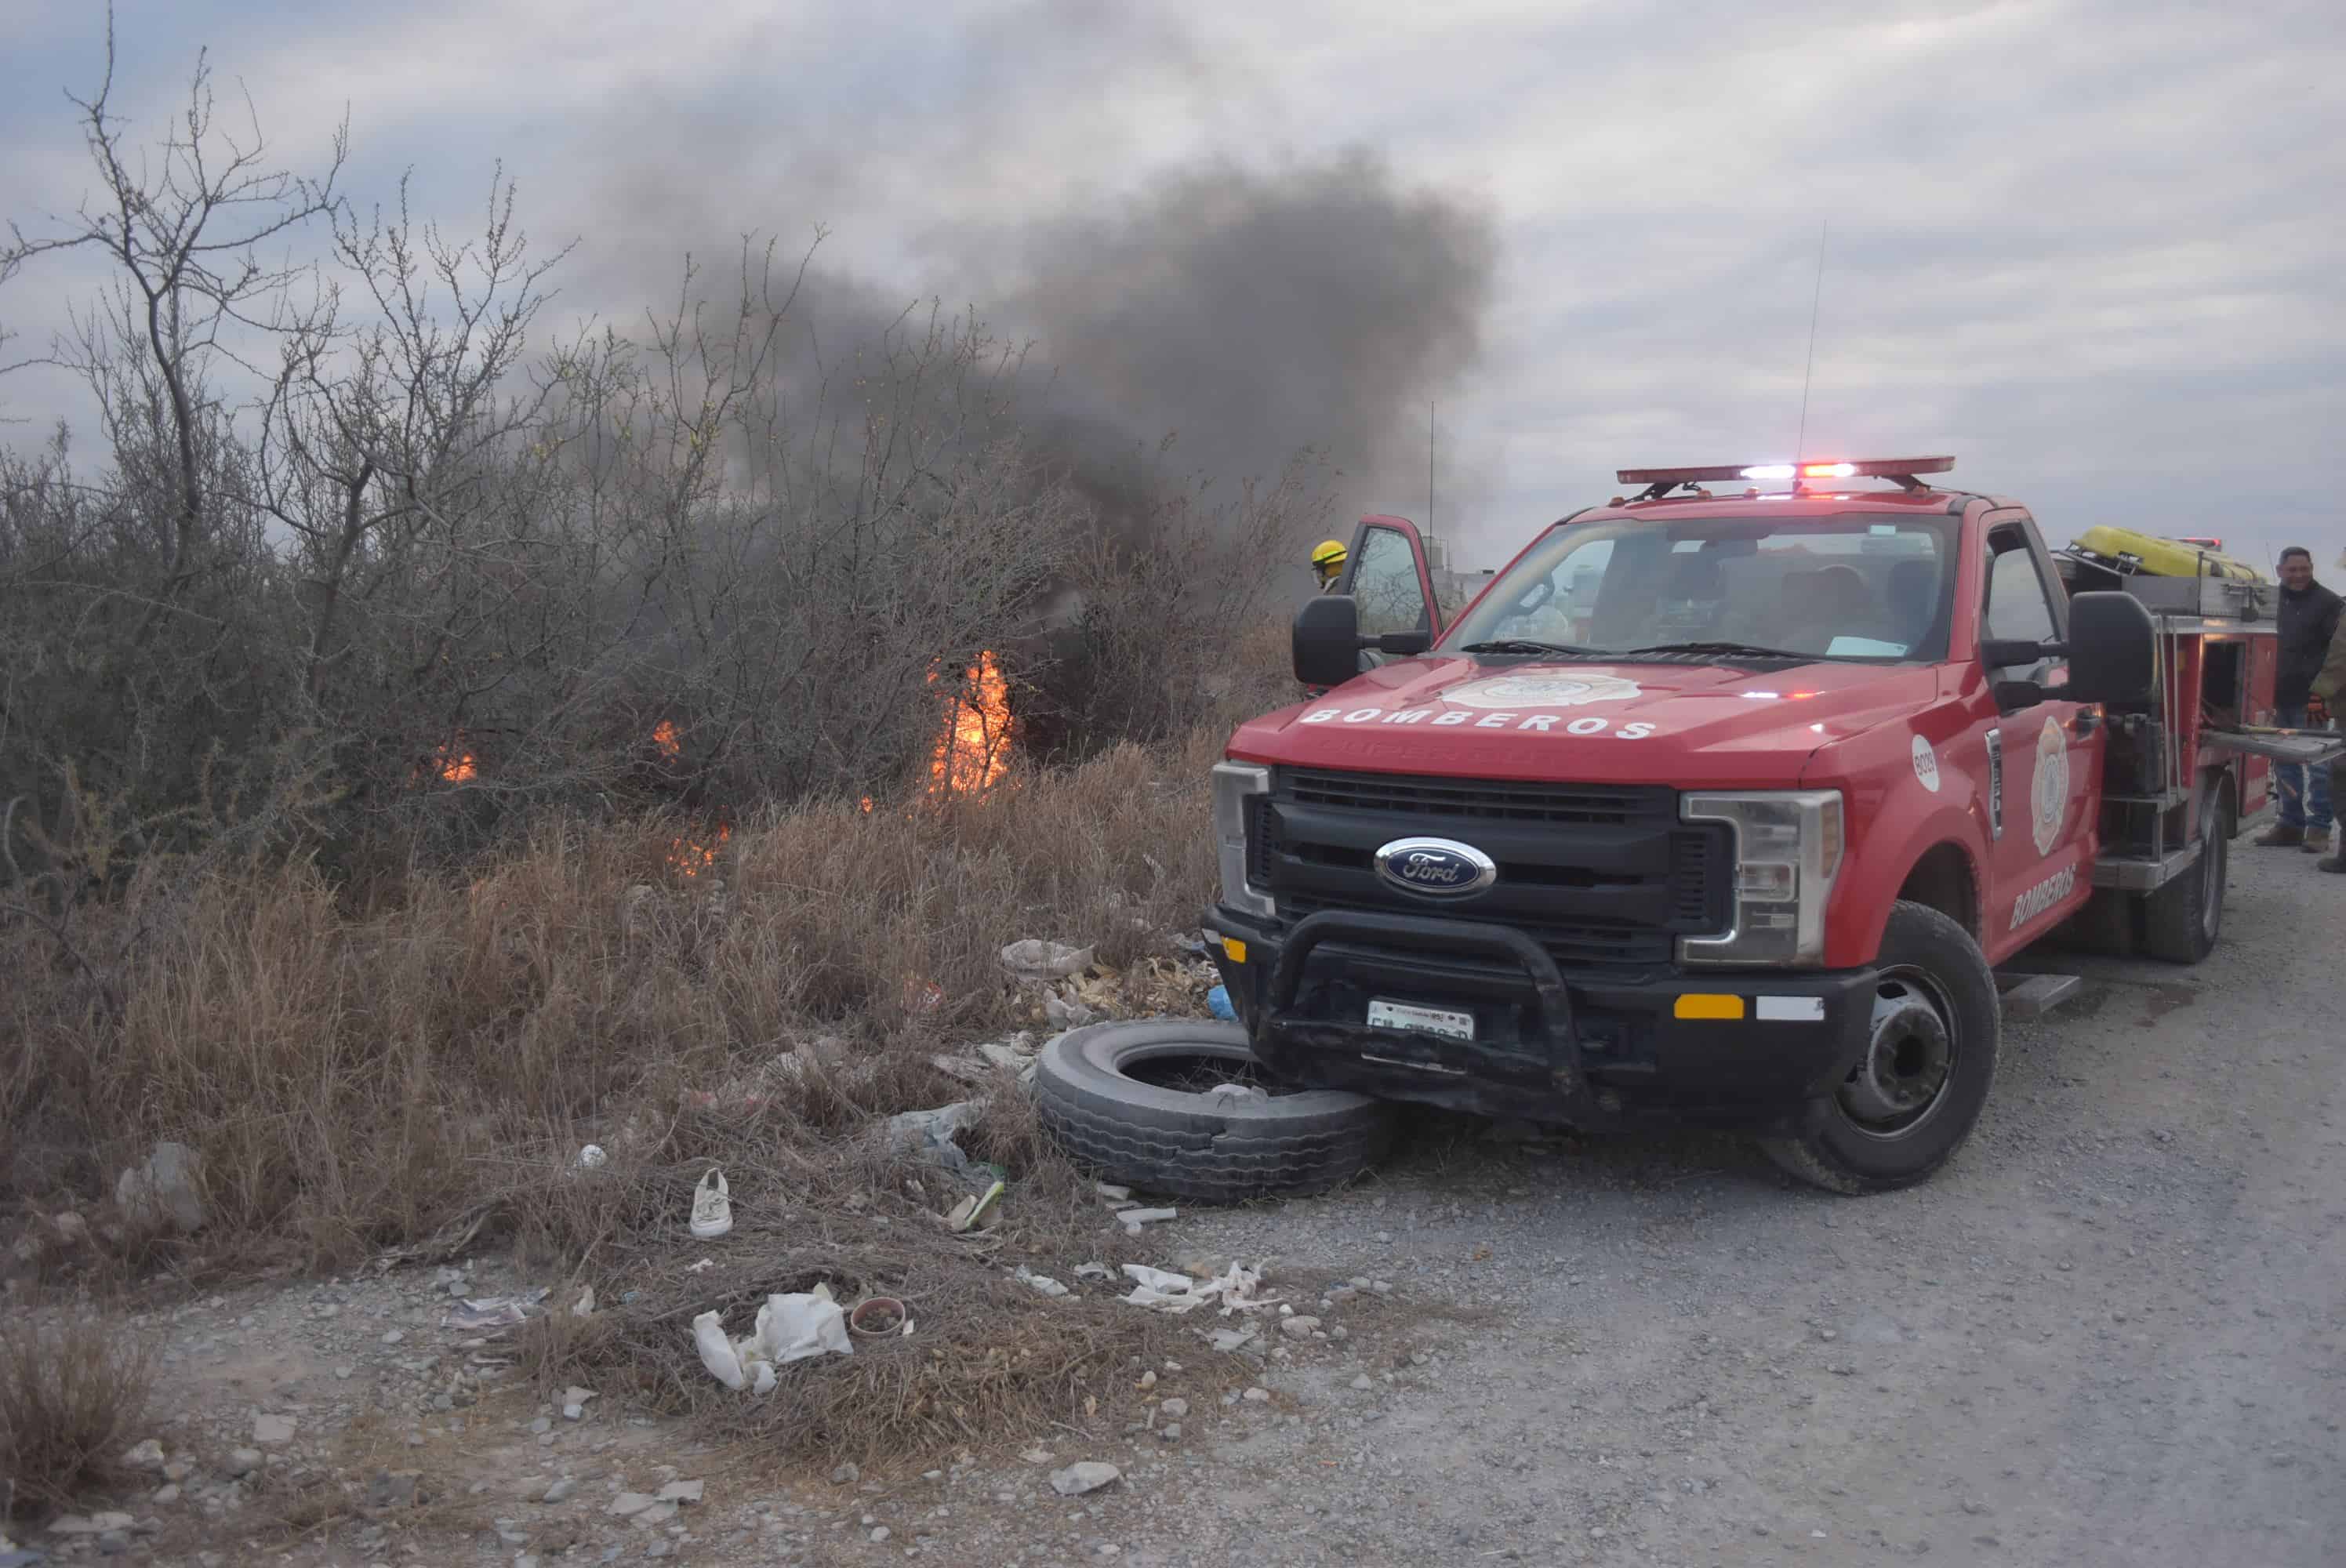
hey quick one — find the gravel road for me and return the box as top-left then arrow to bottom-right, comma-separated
61,842 -> 2344,1568
1149,840 -> 2346,1568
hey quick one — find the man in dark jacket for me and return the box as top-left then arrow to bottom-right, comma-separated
2312,551 -> 2346,873
2261,546 -> 2343,853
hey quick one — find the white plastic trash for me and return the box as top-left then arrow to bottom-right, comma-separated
692,1311 -> 746,1390
690,1168 -> 732,1240
576,1144 -> 608,1169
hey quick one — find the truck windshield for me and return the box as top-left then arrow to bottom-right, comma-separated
1446,511 -> 1961,663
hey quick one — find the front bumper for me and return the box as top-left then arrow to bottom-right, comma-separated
1204,903 -> 1876,1133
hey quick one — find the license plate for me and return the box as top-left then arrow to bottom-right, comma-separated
1367,999 -> 1476,1042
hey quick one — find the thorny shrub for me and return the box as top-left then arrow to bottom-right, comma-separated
0,1313 -> 154,1518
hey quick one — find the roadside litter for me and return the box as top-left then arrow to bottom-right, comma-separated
575,1143 -> 608,1170
1000,939 -> 1095,982
689,1168 -> 733,1240
848,1297 -> 906,1336
886,1101 -> 985,1179
692,1287 -> 853,1392
1044,991 -> 1098,1029
441,1287 -> 550,1333
945,1178 -> 1005,1232
1118,1207 -> 1177,1235
1015,1265 -> 1071,1298
1207,984 -> 1236,1021
1117,1261 -> 1276,1316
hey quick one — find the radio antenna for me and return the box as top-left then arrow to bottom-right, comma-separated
1792,220 -> 1828,475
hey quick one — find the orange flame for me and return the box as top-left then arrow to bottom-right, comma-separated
653,720 -> 681,760
859,797 -> 874,814
667,822 -> 732,877
435,738 -> 476,783
929,652 -> 1012,796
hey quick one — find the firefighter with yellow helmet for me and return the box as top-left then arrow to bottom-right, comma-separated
1310,538 -> 1348,593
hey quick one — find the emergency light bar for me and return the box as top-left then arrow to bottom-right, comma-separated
1613,456 -> 1956,501
1616,456 -> 1956,488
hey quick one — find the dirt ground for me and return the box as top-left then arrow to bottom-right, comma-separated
20,840 -> 2344,1568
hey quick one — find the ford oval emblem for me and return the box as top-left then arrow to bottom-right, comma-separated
1373,837 -> 1498,900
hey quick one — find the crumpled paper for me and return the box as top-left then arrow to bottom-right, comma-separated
693,1286 -> 853,1392
1117,1261 -> 1278,1316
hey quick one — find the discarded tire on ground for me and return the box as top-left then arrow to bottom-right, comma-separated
1033,1021 -> 1396,1202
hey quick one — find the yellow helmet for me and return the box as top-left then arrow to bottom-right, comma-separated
1310,539 -> 1348,573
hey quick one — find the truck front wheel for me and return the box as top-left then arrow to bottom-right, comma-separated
1760,901 -> 2001,1195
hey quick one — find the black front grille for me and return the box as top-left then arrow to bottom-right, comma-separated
1669,831 -> 1718,924
1284,768 -> 1672,828
1258,766 -> 1729,977
1281,891 -> 1676,970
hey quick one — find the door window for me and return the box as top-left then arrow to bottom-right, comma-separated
1351,526 -> 1430,637
1983,530 -> 2061,675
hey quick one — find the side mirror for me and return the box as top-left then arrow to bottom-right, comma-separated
1376,630 -> 1431,656
1294,594 -> 1363,688
2065,590 -> 2157,708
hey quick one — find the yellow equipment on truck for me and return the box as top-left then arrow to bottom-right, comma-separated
2068,527 -> 2264,583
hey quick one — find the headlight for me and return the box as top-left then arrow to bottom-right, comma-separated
1211,761 -> 1276,920
1677,789 -> 1843,967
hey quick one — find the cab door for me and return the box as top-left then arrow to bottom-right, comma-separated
1974,514 -> 2101,952
1337,515 -> 1443,644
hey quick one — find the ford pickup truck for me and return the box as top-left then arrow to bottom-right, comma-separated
1203,456 -> 2334,1191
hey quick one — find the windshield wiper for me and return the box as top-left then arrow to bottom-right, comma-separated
1613,640 -> 1823,663
1458,639 -> 1602,657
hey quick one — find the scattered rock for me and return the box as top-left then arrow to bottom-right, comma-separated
114,1142 -> 205,1232
49,1513 -> 135,1536
656,1480 -> 703,1504
870,1526 -> 892,1543
223,1448 -> 262,1477
1243,1387 -> 1271,1403
151,1485 -> 181,1506
252,1414 -> 296,1446
1160,1398 -> 1189,1418
1279,1316 -> 1323,1340
630,1501 -> 679,1528
607,1493 -> 656,1518
381,1329 -> 406,1345
541,1476 -> 579,1504
830,1462 -> 860,1485
1160,1423 -> 1182,1441
122,1439 -> 165,1473
365,1472 -> 419,1511
1352,1374 -> 1375,1390
561,1386 -> 596,1421
1049,1462 -> 1122,1497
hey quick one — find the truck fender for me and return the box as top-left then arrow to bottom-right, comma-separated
1836,805 -> 1989,965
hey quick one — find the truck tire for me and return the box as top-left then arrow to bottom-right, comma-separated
1760,901 -> 2000,1195
1032,1021 -> 1397,1202
2138,779 -> 2230,964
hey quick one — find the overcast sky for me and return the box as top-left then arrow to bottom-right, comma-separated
5,0 -> 2342,572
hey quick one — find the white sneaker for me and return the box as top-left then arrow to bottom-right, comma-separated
690,1168 -> 733,1240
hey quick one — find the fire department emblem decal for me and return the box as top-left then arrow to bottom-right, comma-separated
1441,673 -> 1642,710
2030,716 -> 2070,855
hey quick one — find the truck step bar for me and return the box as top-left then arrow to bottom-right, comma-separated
1996,971 -> 2084,1022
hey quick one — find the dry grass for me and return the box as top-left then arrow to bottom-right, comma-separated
2,723 -> 1242,1268
0,1313 -> 154,1518
0,686 -> 1301,1472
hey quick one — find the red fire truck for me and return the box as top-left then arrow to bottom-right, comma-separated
1204,457 -> 2341,1192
